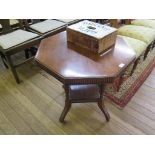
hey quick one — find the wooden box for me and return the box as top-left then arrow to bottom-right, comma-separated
67,20 -> 117,54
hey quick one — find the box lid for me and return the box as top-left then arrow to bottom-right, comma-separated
67,20 -> 117,39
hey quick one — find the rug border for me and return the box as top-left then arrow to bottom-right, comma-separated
105,57 -> 155,109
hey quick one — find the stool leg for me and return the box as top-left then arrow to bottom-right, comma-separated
153,40 -> 155,49
59,85 -> 71,123
115,74 -> 124,92
144,45 -> 151,60
6,55 -> 20,84
130,58 -> 140,76
98,85 -> 110,121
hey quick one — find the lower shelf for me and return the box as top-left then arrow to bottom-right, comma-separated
69,84 -> 101,103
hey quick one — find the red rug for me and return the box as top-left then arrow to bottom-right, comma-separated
105,49 -> 155,109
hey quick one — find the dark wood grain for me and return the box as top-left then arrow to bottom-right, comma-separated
35,31 -> 135,83
35,31 -> 136,122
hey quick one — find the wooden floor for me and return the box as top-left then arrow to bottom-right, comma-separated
0,54 -> 155,135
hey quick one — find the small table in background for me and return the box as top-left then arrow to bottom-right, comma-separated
35,32 -> 135,123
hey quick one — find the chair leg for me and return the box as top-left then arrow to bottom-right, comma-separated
25,49 -> 30,59
6,55 -> 20,84
30,46 -> 38,56
0,53 -> 9,69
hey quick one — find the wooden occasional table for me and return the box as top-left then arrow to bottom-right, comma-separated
35,32 -> 135,123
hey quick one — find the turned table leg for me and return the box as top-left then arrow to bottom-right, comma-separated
59,84 -> 110,123
59,84 -> 71,123
97,85 -> 110,121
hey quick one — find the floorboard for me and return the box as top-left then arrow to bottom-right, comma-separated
0,54 -> 155,134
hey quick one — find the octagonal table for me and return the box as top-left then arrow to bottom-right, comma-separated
35,31 -> 135,123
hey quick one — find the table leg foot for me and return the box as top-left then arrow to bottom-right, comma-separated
97,101 -> 110,121
59,101 -> 71,123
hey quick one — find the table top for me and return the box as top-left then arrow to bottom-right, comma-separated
35,31 -> 135,84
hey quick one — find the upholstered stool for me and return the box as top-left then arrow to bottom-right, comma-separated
29,19 -> 66,34
119,35 -> 147,58
118,25 -> 155,59
131,19 -> 155,49
0,29 -> 38,49
118,35 -> 147,78
131,19 -> 155,29
56,19 -> 81,25
0,19 -> 20,31
0,19 -> 41,83
10,19 -> 19,25
118,25 -> 155,45
113,35 -> 147,91
0,19 -> 19,28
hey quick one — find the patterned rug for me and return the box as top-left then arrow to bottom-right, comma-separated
105,48 -> 155,109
